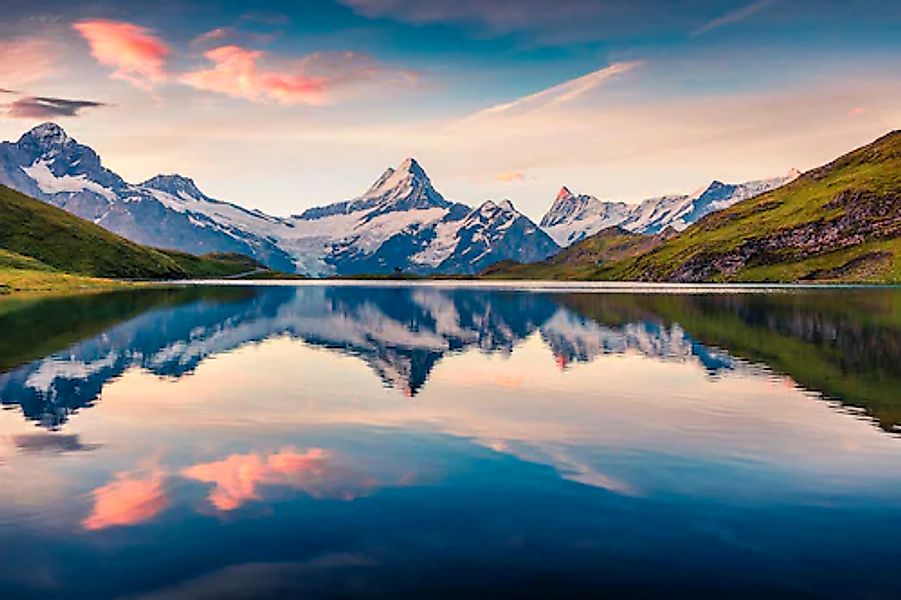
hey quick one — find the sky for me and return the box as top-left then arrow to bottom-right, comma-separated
1,0 -> 899,220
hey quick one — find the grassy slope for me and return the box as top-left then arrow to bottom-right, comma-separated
0,184 -> 277,291
0,247 -> 138,294
601,131 -> 901,282
483,227 -> 665,280
0,183 -> 188,278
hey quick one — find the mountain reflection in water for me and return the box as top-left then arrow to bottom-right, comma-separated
1,285 -> 898,432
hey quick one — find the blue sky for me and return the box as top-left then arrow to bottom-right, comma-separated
1,0 -> 899,219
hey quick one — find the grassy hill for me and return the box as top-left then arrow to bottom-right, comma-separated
482,226 -> 668,279
0,184 -> 279,292
485,131 -> 901,283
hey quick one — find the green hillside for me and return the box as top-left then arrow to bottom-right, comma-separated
482,226 -> 668,280
608,130 -> 901,282
486,131 -> 901,283
0,184 -> 275,290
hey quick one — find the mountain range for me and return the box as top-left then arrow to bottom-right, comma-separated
540,170 -> 800,247
488,130 -> 901,283
1,123 -> 799,276
0,124 -> 558,276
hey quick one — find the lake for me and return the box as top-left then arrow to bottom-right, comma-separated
1,283 -> 899,599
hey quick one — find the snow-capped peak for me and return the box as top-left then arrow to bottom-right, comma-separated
785,168 -> 802,180
556,186 -> 575,203
355,157 -> 450,212
398,157 -> 426,176
16,123 -> 77,160
498,199 -> 516,212
141,174 -> 207,200
363,157 -> 431,198
540,185 -> 614,229
18,122 -> 72,147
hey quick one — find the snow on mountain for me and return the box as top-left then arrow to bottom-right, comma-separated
540,309 -> 736,374
0,124 -> 297,272
541,186 -> 631,246
540,171 -> 801,245
282,157 -> 557,275
431,199 -> 559,274
0,124 -> 558,275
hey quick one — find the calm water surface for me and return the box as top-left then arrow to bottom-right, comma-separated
1,283 -> 899,599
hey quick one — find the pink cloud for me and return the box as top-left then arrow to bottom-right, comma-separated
495,171 -> 526,182
0,38 -> 58,87
179,45 -> 328,105
850,106 -> 866,116
181,447 -> 330,511
82,470 -> 168,530
73,20 -> 170,89
180,46 -> 417,105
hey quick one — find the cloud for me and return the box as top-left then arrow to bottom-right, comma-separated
10,433 -> 98,453
6,95 -> 109,118
193,27 -> 232,45
180,46 -> 417,105
181,447 -> 330,511
83,470 -> 169,530
464,61 -> 642,121
73,19 -> 170,89
495,171 -> 527,182
0,38 -> 58,87
191,27 -> 278,49
339,0 -> 606,32
180,45 -> 327,105
692,0 -> 775,36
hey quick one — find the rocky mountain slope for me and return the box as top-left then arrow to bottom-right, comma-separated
541,171 -> 799,246
0,124 -> 558,276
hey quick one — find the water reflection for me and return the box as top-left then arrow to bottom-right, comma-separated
1,285 -> 898,432
1,284 -> 900,599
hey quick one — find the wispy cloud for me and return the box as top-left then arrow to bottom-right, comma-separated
191,26 -> 279,49
340,0 -> 606,31
692,0 -> 775,36
11,433 -> 98,453
73,20 -> 171,89
6,95 -> 109,118
0,38 -> 58,87
495,171 -> 527,182
465,61 -> 642,121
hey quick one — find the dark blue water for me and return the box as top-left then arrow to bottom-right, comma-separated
1,283 -> 899,599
